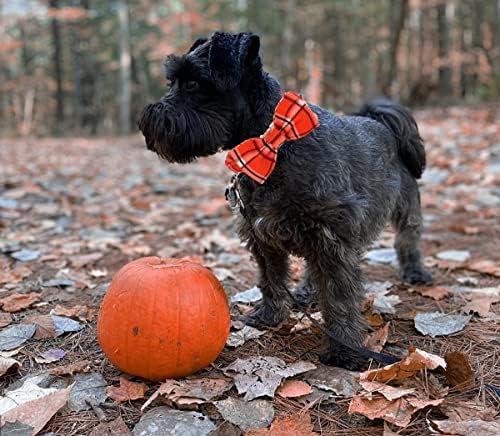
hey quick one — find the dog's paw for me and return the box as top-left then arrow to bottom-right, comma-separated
319,344 -> 368,371
244,303 -> 289,329
400,266 -> 433,284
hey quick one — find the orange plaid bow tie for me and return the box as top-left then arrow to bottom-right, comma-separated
225,91 -> 320,184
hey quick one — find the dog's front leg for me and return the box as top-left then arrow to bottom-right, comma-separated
308,249 -> 368,370
243,237 -> 291,328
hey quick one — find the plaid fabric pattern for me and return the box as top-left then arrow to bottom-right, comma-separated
225,91 -> 320,184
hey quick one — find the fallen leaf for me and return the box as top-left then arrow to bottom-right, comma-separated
358,380 -> 416,401
0,324 -> 36,350
1,421 -> 34,435
142,377 -> 232,411
358,348 -> 446,383
364,323 -> 390,352
276,380 -> 313,398
133,406 -> 215,435
0,375 -> 59,414
436,250 -> 470,262
462,296 -> 498,317
349,393 -> 443,427
246,413 -> 316,435
417,287 -> 452,301
69,252 -> 103,268
22,315 -> 56,339
223,357 -> 316,401
0,267 -> 31,284
365,282 -> 400,314
290,312 -> 323,333
364,296 -> 385,327
67,372 -> 108,411
214,397 -> 274,431
444,352 -> 474,388
107,377 -> 147,403
230,286 -> 262,304
49,360 -> 91,376
466,260 -> 500,277
304,364 -> 360,396
364,249 -> 397,265
1,384 -> 73,435
226,325 -> 265,347
0,312 -> 13,328
0,356 -> 20,377
0,292 -> 41,312
440,400 -> 498,421
51,315 -> 82,335
9,249 -> 40,262
51,304 -> 95,321
429,418 -> 500,435
89,417 -> 131,436
34,349 -> 66,364
414,312 -> 471,337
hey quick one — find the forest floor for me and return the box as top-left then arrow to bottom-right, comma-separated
0,104 -> 499,435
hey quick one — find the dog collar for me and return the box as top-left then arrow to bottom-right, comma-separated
225,91 -> 319,184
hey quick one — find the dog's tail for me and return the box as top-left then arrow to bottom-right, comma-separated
354,99 -> 426,179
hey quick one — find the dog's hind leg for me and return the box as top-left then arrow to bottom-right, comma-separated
392,177 -> 433,284
243,237 -> 291,328
308,248 -> 368,370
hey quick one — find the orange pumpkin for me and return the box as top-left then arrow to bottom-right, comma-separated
97,256 -> 230,381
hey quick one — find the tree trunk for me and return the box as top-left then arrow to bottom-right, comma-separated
437,2 -> 453,97
117,0 -> 131,134
381,0 -> 409,96
70,21 -> 82,129
49,0 -> 64,128
280,0 -> 295,88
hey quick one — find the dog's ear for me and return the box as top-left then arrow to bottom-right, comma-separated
209,32 -> 260,90
187,37 -> 208,53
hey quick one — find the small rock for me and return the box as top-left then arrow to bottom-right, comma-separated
67,372 -> 107,411
456,277 -> 479,286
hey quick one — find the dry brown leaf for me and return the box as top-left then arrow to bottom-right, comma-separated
0,384 -> 73,435
462,296 -> 498,317
89,417 -> 132,436
276,379 -> 313,398
429,418 -> 500,434
0,356 -> 20,377
358,380 -> 416,401
22,315 -> 56,339
467,260 -> 500,277
358,348 -> 446,383
52,304 -> 95,322
364,296 -> 385,327
440,400 -> 498,422
0,292 -> 41,312
245,413 -> 316,435
107,377 -> 148,403
417,287 -> 452,301
0,267 -> 31,284
349,393 -> 443,428
364,323 -> 390,352
448,224 -> 480,235
444,352 -> 474,388
50,360 -> 91,376
0,312 -> 13,328
142,377 -> 232,411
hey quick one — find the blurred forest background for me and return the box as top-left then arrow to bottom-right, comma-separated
0,0 -> 499,137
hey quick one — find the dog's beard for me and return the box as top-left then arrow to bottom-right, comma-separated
138,102 -> 232,164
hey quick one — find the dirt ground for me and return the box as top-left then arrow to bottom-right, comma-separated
0,104 -> 499,435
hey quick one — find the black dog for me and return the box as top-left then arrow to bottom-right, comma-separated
138,32 -> 432,369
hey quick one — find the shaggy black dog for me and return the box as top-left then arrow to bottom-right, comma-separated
138,32 -> 433,369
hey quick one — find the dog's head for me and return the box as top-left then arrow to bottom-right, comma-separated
138,32 -> 274,163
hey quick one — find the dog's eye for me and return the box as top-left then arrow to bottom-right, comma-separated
184,80 -> 199,91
